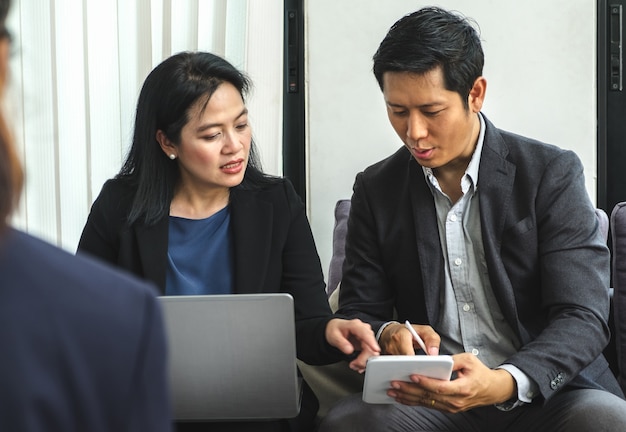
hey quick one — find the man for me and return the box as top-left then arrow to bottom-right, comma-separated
319,6 -> 626,432
0,1 -> 172,430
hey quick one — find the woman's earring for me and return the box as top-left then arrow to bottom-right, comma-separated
169,154 -> 176,160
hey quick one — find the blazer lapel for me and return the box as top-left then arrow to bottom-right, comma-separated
408,159 -> 444,325
135,216 -> 169,294
230,189 -> 272,294
478,119 -> 523,334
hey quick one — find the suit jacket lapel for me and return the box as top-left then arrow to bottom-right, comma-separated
408,159 -> 444,325
135,216 -> 169,294
230,189 -> 272,294
408,116 -> 523,333
478,118 -> 522,334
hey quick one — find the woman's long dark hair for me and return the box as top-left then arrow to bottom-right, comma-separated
119,51 -> 276,226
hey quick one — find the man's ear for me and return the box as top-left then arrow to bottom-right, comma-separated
156,130 -> 177,159
468,76 -> 487,113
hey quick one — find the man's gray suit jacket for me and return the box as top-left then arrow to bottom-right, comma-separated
337,115 -> 623,403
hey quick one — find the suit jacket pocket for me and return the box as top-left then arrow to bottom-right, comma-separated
502,215 -> 538,259
505,215 -> 535,236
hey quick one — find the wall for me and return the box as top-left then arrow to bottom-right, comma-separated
306,0 -> 597,284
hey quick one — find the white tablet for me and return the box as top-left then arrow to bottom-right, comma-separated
362,355 -> 454,404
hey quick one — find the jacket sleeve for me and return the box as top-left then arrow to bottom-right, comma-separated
279,181 -> 346,365
335,172 -> 399,335
500,150 -> 612,401
77,180 -> 122,265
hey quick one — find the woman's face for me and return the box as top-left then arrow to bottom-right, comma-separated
164,82 -> 252,193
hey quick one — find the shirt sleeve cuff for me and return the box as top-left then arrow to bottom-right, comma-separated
376,321 -> 400,342
497,364 -> 539,404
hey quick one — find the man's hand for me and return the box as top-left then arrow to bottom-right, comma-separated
380,322 -> 440,356
325,318 -> 381,373
386,352 -> 517,413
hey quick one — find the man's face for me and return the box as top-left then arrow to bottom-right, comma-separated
382,67 -> 485,174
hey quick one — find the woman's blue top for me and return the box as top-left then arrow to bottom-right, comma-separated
165,206 -> 234,296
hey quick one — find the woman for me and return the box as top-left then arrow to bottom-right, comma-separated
77,51 -> 379,431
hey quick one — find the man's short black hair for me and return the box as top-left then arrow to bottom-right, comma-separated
373,6 -> 484,109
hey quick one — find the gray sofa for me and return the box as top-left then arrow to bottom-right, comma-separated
610,202 -> 626,393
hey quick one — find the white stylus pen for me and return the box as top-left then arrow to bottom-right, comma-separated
404,320 -> 429,355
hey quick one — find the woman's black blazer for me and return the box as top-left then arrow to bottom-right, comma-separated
78,177 -> 342,365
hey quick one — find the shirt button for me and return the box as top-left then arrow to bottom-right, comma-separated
454,258 -> 462,266
450,214 -> 458,222
463,304 -> 471,312
471,348 -> 479,355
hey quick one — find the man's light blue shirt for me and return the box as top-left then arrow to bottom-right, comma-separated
422,113 -> 538,405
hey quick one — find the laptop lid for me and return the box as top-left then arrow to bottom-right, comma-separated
158,293 -> 301,422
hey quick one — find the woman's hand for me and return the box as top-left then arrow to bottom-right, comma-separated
325,318 -> 381,373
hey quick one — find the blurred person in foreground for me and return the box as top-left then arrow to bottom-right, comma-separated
0,0 -> 172,430
319,6 -> 626,432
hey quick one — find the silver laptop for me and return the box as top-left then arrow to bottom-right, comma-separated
158,293 -> 302,422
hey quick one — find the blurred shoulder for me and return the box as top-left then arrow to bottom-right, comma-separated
1,229 -> 158,304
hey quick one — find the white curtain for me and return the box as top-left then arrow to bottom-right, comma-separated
5,0 -> 284,251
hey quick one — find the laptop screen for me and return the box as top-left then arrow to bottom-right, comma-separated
158,293 -> 302,421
